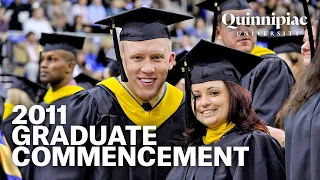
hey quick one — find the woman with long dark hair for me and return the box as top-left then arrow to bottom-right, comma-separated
166,40 -> 285,180
276,18 -> 320,180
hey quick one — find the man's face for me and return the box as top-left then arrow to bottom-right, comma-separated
121,38 -> 175,101
33,8 -> 44,19
27,33 -> 36,43
40,50 -> 74,85
216,9 -> 257,53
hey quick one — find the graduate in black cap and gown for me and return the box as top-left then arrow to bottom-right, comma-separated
37,33 -> 86,107
23,33 -> 87,180
196,0 -> 295,127
31,8 -> 193,180
276,9 -> 320,180
166,39 -> 285,180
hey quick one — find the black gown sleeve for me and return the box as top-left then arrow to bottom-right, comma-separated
310,101 -> 320,180
285,92 -> 320,180
242,56 -> 295,126
1,112 -> 25,151
229,131 -> 285,180
30,90 -> 102,180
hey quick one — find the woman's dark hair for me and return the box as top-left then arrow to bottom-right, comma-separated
25,31 -> 35,38
316,16 -> 320,48
276,17 -> 320,129
185,81 -> 268,145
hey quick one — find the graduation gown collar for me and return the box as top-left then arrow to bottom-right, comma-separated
99,77 -> 184,129
44,85 -> 84,104
119,79 -> 165,108
3,103 -> 14,120
250,46 -> 276,57
202,122 -> 236,145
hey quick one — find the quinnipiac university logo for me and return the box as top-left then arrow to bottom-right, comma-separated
222,11 -> 307,37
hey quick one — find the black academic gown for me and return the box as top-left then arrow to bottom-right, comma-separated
30,81 -> 186,180
166,129 -> 285,180
284,91 -> 320,180
1,110 -> 39,176
23,96 -> 78,180
242,53 -> 295,126
1,111 -> 28,150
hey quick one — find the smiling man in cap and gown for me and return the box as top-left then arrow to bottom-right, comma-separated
30,7 -> 193,180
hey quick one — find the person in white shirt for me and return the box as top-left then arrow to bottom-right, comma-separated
23,7 -> 53,39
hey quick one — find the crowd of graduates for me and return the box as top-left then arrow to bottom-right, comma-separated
0,0 -> 319,179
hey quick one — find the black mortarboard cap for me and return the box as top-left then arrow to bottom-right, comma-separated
94,7 -> 193,82
257,35 -> 303,53
186,39 -> 262,85
167,50 -> 188,86
274,43 -> 301,54
95,7 -> 193,41
39,33 -> 85,57
84,25 -> 111,34
256,35 -> 269,44
196,0 -> 251,42
7,75 -> 47,103
74,73 -> 99,90
267,35 -> 303,54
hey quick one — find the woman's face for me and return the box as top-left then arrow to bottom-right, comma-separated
192,80 -> 230,129
301,27 -> 316,67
